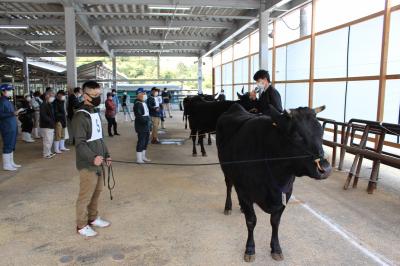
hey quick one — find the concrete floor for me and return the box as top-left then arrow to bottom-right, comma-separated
0,111 -> 400,266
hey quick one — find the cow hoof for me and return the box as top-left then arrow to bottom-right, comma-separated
224,209 -> 231,215
202,153 -> 207,157
192,154 -> 197,157
244,254 -> 255,262
271,252 -> 284,261
208,142 -> 212,146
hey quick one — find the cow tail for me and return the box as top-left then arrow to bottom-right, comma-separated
184,114 -> 188,129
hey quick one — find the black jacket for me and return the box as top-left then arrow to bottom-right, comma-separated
134,100 -> 151,133
146,96 -> 160,117
258,85 -> 283,114
161,91 -> 171,104
53,99 -> 67,128
39,102 -> 55,129
67,94 -> 81,120
19,101 -> 34,132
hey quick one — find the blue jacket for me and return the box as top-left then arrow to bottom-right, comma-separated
0,96 -> 17,133
112,95 -> 120,112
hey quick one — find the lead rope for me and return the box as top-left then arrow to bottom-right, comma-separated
101,163 -> 116,200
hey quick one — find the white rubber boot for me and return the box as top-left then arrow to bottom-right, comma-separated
124,114 -> 128,122
54,141 -> 62,154
10,152 -> 21,168
33,128 -> 41,139
3,153 -> 17,171
129,113 -> 134,122
136,152 -> 145,164
59,139 -> 70,151
24,132 -> 35,143
142,150 -> 151,162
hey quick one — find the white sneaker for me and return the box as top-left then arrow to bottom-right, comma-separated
77,225 -> 98,237
43,154 -> 55,159
90,217 -> 111,228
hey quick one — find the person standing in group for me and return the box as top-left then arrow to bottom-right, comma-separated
31,91 -> 43,139
67,87 -> 83,145
253,69 -> 283,114
161,88 -> 172,118
133,88 -> 151,164
19,94 -> 35,143
0,84 -> 22,171
111,89 -> 120,119
121,91 -> 133,122
157,92 -> 165,129
40,90 -> 56,159
53,90 -> 69,153
105,92 -> 120,137
147,87 -> 161,144
72,81 -> 112,238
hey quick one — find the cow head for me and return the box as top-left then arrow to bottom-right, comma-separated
269,105 -> 332,180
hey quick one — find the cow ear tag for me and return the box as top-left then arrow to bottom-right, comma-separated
272,122 -> 277,127
282,193 -> 287,206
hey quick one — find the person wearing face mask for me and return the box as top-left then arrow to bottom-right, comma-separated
253,69 -> 283,114
133,88 -> 151,163
19,94 -> 35,143
121,91 -> 134,122
105,92 -> 120,137
0,84 -> 22,171
72,81 -> 112,238
111,88 -> 120,117
40,90 -> 56,159
147,87 -> 161,144
31,91 -> 43,139
53,90 -> 69,153
67,87 -> 83,145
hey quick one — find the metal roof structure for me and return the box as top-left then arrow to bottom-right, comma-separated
0,0 -> 308,59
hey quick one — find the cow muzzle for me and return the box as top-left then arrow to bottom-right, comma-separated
314,158 -> 332,179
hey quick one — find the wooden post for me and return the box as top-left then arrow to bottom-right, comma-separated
377,0 -> 392,122
308,0 -> 316,108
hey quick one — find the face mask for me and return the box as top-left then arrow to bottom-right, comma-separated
61,96 -> 66,101
124,92 -> 127,95
154,92 -> 159,97
26,97 -> 32,101
112,92 -> 116,96
256,82 -> 265,91
86,93 -> 101,107
49,96 -> 55,103
143,95 -> 148,101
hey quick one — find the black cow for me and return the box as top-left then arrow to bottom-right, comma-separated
183,93 -> 257,157
216,104 -> 332,262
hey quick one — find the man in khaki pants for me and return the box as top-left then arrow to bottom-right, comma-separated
72,81 -> 112,237
147,87 -> 161,144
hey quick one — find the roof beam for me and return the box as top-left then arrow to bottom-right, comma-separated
7,0 -> 261,9
0,18 -> 64,27
26,51 -> 200,57
0,45 -> 24,58
0,33 -> 218,43
93,18 -> 235,29
61,0 -> 113,58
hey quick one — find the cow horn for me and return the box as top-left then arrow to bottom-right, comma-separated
313,105 -> 326,114
236,92 -> 242,98
241,87 -> 244,94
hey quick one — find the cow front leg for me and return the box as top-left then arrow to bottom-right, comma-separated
242,203 -> 257,262
224,176 -> 233,215
208,133 -> 212,145
270,207 -> 285,261
191,131 -> 197,157
200,133 -> 207,157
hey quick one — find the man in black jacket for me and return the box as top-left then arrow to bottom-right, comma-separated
133,88 -> 151,163
53,90 -> 69,153
147,87 -> 161,144
40,90 -> 56,159
67,87 -> 82,145
253,69 -> 283,114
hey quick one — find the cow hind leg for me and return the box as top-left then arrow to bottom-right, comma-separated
242,203 -> 257,262
208,133 -> 212,145
223,176 -> 233,215
191,132 -> 197,157
270,207 -> 285,261
200,133 -> 207,157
